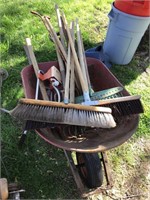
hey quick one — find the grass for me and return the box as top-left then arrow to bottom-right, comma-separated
0,0 -> 150,199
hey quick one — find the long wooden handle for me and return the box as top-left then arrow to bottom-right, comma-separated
61,13 -> 89,94
25,38 -> 49,101
31,11 -> 66,88
78,20 -> 93,95
44,16 -> 67,62
69,21 -> 75,103
19,94 -> 140,111
64,44 -> 71,103
76,19 -> 94,96
55,4 -> 66,51
55,49 -> 66,88
54,6 -> 68,90
76,19 -> 88,90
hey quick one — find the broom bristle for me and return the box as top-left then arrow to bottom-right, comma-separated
109,99 -> 144,116
9,98 -> 116,128
80,95 -> 143,116
97,95 -> 144,116
24,120 -> 53,130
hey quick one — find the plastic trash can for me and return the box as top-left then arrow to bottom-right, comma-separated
103,3 -> 150,65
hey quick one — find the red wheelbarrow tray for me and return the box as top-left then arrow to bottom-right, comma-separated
21,57 -> 139,153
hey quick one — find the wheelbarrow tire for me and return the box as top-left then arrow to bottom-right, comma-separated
76,152 -> 103,188
0,69 -> 8,81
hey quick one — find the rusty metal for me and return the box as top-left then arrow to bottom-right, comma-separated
63,151 -> 85,195
101,152 -> 113,188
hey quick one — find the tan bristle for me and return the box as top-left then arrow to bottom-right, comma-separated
10,101 -> 116,128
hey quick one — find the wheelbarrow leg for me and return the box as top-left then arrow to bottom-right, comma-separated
101,152 -> 113,188
63,150 -> 85,194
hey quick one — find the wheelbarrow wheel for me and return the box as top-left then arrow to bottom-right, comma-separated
76,152 -> 103,188
0,69 -> 8,81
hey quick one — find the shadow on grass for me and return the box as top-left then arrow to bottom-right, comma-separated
84,27 -> 149,87
1,120 -> 80,199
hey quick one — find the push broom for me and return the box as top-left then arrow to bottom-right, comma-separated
75,20 -> 143,116
1,38 -> 116,128
73,17 -> 144,116
75,27 -> 143,117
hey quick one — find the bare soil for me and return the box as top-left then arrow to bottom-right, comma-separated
88,138 -> 150,200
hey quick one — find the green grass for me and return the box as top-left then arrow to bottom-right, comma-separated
1,0 -> 150,199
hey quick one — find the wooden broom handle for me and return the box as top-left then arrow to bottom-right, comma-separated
19,98 -> 112,113
61,13 -> 89,94
25,38 -> 49,101
19,94 -> 141,112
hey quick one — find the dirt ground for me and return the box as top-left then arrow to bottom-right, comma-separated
87,138 -> 150,200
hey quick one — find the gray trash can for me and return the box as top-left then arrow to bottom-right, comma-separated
103,3 -> 150,65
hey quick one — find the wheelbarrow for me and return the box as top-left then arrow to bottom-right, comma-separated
21,57 -> 139,197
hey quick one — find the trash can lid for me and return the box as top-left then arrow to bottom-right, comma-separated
114,0 -> 150,17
